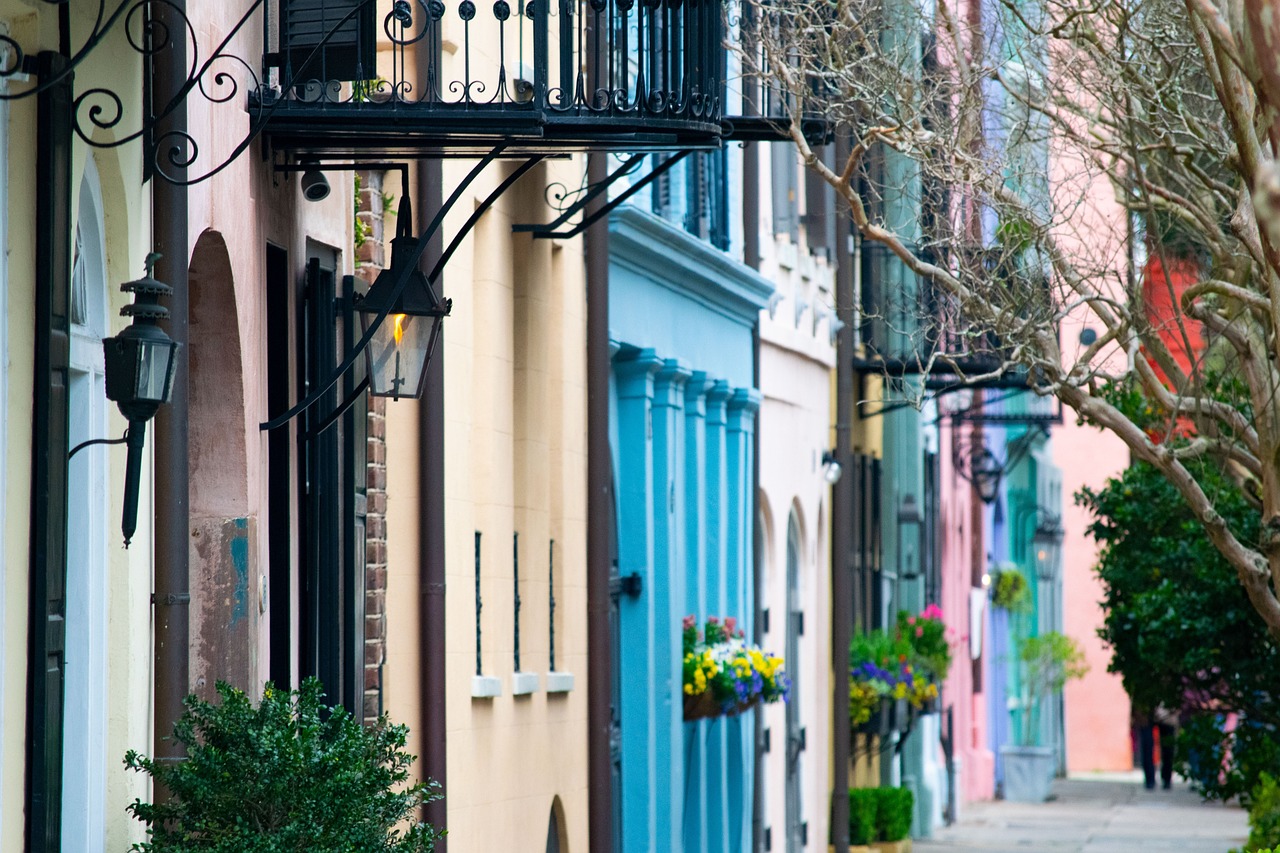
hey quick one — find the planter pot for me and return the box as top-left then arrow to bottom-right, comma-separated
871,841 -> 912,853
682,692 -> 760,722
854,697 -> 899,738
1000,745 -> 1056,803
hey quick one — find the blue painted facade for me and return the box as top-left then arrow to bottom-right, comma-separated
608,205 -> 772,853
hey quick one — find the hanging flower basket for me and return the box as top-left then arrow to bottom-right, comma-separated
681,615 -> 788,722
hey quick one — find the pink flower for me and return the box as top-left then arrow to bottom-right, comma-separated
683,615 -> 696,630
707,616 -> 719,625
907,616 -> 917,625
916,626 -> 924,638
724,617 -> 738,635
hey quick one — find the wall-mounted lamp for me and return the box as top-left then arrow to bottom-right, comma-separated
820,449 -> 843,484
953,428 -> 1041,504
356,233 -> 451,400
1032,515 -> 1065,581
898,493 -> 923,580
101,254 -> 179,547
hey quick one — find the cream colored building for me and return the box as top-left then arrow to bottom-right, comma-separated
0,4 -> 157,849
754,142 -> 839,853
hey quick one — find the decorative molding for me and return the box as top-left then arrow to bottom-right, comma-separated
608,206 -> 774,324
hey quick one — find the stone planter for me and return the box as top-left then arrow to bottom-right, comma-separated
1000,745 -> 1056,803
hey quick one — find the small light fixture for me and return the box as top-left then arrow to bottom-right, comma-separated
971,446 -> 1003,504
355,234 -> 451,400
1032,515 -> 1065,581
101,253 -> 179,547
300,162 -> 330,202
820,449 -> 843,484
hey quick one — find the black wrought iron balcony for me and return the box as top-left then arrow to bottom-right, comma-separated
254,0 -> 731,156
855,243 -> 1050,390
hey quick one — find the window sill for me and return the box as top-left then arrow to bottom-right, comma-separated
511,671 -> 541,696
545,671 -> 575,693
471,674 -> 503,699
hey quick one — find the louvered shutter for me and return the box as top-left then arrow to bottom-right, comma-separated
280,0 -> 375,83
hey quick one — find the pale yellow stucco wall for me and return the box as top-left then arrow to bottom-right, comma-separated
385,156 -> 590,852
0,3 -> 156,847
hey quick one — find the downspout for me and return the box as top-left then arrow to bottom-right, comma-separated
585,1 -> 614,844
417,23 -> 448,837
152,0 -> 191,790
743,95 -> 763,853
417,156 -> 448,845
585,148 -> 614,853
829,133 -> 855,853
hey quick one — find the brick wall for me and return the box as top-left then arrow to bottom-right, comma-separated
358,169 -> 389,725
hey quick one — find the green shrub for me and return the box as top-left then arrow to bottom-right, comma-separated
849,786 -> 914,843
124,678 -> 441,852
1246,773 -> 1280,852
875,786 -> 914,842
849,788 -> 878,845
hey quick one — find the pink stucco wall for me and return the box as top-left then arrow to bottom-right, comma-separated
1056,419 -> 1132,771
938,424 -> 994,803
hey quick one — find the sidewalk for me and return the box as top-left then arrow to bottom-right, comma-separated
912,772 -> 1248,853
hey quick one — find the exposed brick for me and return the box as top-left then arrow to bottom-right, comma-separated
366,590 -> 386,616
363,691 -> 382,724
364,664 -> 382,691
367,491 -> 387,515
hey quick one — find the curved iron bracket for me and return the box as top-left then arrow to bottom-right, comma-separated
513,150 -> 689,239
259,145 -> 546,431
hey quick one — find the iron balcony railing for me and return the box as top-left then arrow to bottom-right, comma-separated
856,243 -> 1053,389
255,0 -> 728,154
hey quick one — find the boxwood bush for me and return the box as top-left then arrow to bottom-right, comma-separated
849,786 -> 914,844
124,678 -> 441,852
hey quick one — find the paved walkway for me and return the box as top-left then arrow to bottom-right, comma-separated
913,772 -> 1248,853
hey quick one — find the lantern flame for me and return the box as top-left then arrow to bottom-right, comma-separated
392,313 -> 407,346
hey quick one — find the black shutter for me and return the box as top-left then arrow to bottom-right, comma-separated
280,0 -> 376,83
27,51 -> 73,853
299,260 -> 367,713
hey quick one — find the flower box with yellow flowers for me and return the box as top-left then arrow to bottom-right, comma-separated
681,615 -> 789,722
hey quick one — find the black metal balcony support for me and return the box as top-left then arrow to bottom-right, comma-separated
514,149 -> 690,239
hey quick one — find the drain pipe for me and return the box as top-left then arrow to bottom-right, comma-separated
829,132 -> 855,852
152,0 -> 191,788
415,16 -> 448,843
585,147 -> 614,853
743,99 -> 763,853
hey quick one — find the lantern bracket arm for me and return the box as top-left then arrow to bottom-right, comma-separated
68,431 -> 131,461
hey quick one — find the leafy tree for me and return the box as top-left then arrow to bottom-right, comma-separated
1080,461 -> 1280,801
740,0 -> 1280,638
124,678 -> 441,852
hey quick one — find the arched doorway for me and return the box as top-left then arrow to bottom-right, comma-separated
784,509 -> 804,853
63,160 -> 110,852
186,230 -> 254,696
